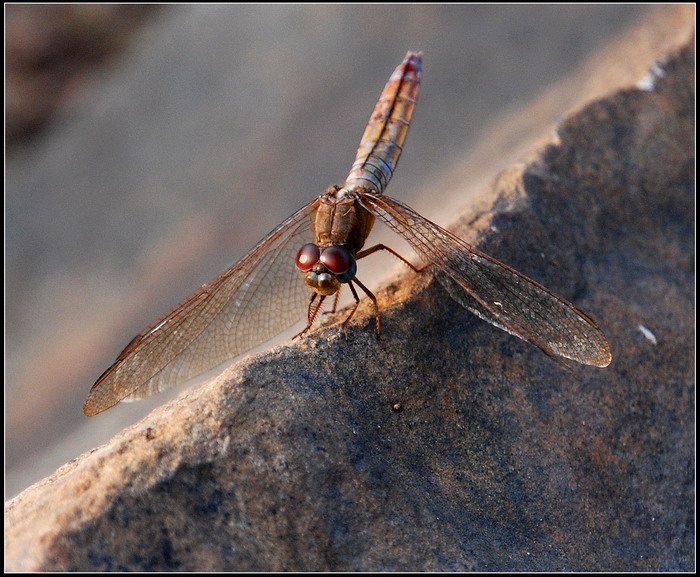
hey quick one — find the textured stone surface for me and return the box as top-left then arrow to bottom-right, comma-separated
5,6 -> 694,572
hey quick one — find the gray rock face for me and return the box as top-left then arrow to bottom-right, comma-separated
5,6 -> 693,572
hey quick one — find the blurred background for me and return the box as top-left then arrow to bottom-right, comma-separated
6,4 -> 648,498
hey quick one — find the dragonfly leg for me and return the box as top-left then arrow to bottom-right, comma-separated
322,291 -> 341,316
346,277 -> 381,339
294,293 -> 327,339
355,243 -> 426,273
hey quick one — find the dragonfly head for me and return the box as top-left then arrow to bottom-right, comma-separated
295,243 -> 357,295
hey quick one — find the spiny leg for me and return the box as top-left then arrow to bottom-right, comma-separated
345,277 -> 381,339
355,243 -> 426,273
294,293 -> 327,339
322,290 -> 342,316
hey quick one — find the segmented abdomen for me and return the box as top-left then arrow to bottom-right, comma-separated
343,51 -> 422,194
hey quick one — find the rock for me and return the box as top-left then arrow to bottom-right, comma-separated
5,6 -> 693,572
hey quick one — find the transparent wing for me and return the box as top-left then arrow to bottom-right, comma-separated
84,198 -> 319,415
359,193 -> 611,367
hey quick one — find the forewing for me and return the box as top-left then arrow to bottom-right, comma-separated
359,193 -> 611,367
84,199 -> 319,415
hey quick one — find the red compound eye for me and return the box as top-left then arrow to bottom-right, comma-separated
295,243 -> 320,271
320,245 -> 354,275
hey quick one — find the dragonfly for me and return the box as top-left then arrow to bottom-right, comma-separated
84,51 -> 611,416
